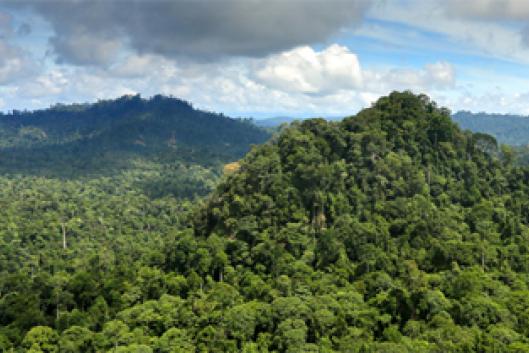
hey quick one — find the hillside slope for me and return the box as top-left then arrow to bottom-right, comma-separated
189,92 -> 529,352
0,94 -> 270,178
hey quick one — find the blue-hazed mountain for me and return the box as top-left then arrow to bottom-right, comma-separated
0,94 -> 270,178
453,111 -> 529,146
252,116 -> 299,128
253,115 -> 343,129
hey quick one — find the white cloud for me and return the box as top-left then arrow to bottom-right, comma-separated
19,70 -> 68,98
425,62 -> 456,88
362,61 -> 455,96
446,91 -> 529,115
254,45 -> 363,95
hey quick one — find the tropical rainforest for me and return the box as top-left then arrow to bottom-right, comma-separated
3,91 -> 529,352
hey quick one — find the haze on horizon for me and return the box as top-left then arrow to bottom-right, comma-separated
0,0 -> 529,118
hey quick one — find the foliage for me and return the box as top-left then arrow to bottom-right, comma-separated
4,91 -> 529,352
0,94 -> 269,178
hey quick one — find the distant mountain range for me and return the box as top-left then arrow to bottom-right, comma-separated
253,115 -> 343,128
452,111 -> 529,146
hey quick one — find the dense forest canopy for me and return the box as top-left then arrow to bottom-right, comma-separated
4,92 -> 529,352
0,94 -> 269,180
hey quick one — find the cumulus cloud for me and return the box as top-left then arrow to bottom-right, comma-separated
19,70 -> 69,98
11,0 -> 374,66
254,45 -> 363,95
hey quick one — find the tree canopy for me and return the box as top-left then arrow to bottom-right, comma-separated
3,91 -> 529,352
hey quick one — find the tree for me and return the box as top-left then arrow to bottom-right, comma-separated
22,326 -> 59,353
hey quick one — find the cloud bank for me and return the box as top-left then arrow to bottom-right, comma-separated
13,0 -> 374,65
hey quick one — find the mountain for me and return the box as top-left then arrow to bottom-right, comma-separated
453,110 -> 529,145
0,94 -> 270,179
253,116 -> 301,128
4,91 -> 529,352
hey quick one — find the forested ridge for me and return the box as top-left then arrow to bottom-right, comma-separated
4,92 -> 529,352
0,94 -> 269,179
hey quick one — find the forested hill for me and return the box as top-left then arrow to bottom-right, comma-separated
187,92 -> 529,352
453,110 -> 529,145
0,94 -> 270,177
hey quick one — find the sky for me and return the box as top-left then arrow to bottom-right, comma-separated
1,0 -> 529,119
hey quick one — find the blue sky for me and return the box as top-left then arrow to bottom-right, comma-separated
1,0 -> 529,118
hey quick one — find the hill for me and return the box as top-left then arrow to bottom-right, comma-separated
4,92 -> 529,352
453,110 -> 529,145
0,94 -> 270,180
189,92 -> 529,352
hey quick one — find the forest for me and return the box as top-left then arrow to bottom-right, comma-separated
0,94 -> 269,179
4,91 -> 529,352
